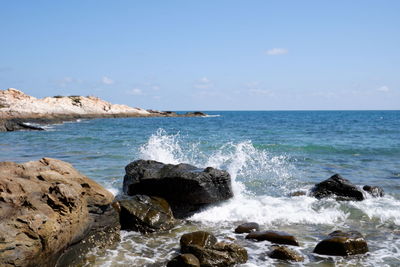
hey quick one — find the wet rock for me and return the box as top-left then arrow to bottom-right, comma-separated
268,246 -> 304,262
123,160 -> 233,218
310,174 -> 365,201
246,231 -> 299,246
119,195 -> 175,233
289,190 -> 307,197
0,158 -> 120,267
180,231 -> 248,266
313,230 -> 369,256
363,185 -> 384,197
234,222 -> 260,233
167,254 -> 200,267
0,118 -> 44,132
180,231 -> 218,251
185,111 -> 206,116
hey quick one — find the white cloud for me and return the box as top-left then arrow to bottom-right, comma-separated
377,86 -> 389,92
127,88 -> 143,95
194,77 -> 213,89
265,48 -> 288,56
101,76 -> 114,85
57,77 -> 75,87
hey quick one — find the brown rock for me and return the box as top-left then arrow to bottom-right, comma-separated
268,246 -> 304,262
180,231 -> 218,252
234,222 -> 260,233
119,195 -> 175,233
167,254 -> 200,267
179,232 -> 248,266
246,231 -> 299,246
313,230 -> 368,256
0,158 -> 120,267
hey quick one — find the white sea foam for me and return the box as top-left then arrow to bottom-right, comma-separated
137,128 -> 400,228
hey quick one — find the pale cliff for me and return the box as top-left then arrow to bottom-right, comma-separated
0,88 -> 150,119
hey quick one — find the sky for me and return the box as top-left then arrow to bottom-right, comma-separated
1,0 -> 399,110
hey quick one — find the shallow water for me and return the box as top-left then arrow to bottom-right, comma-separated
1,111 -> 399,266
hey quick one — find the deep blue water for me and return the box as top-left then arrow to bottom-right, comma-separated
1,111 -> 400,266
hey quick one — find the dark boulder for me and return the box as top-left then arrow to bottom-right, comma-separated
167,254 -> 200,267
180,231 -> 218,251
363,185 -> 384,197
246,231 -> 299,246
313,230 -> 368,256
268,246 -> 304,262
234,222 -> 260,233
310,174 -> 365,201
123,160 -> 233,218
179,231 -> 248,266
119,195 -> 175,233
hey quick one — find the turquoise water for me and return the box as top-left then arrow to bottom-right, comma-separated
1,111 -> 400,266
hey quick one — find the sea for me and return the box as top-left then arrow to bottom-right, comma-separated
1,111 -> 399,266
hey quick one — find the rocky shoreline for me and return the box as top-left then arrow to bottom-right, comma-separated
0,158 -> 384,266
0,88 -> 206,132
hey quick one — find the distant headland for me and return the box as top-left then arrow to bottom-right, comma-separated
0,88 -> 206,131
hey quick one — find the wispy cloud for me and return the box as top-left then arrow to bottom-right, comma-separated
101,76 -> 114,85
127,88 -> 143,95
377,86 -> 389,92
57,77 -> 75,87
194,77 -> 213,89
265,48 -> 288,56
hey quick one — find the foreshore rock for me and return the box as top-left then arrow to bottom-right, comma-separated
119,195 -> 175,233
268,246 -> 304,262
310,174 -> 365,201
178,231 -> 248,266
234,222 -> 260,233
246,231 -> 299,246
0,88 -> 207,131
123,160 -> 233,218
0,158 -> 120,267
313,230 -> 368,256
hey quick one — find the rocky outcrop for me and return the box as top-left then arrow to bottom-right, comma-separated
0,118 -> 44,131
234,222 -> 260,233
310,174 -> 365,201
0,88 -> 208,131
246,231 -> 299,246
268,246 -> 304,262
119,195 -> 175,233
0,158 -> 120,267
179,231 -> 248,267
167,254 -> 200,267
0,88 -> 150,119
123,160 -> 233,218
313,230 -> 368,256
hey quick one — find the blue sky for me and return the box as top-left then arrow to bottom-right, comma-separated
1,0 -> 399,110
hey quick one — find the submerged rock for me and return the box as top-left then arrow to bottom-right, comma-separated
310,174 -> 365,201
0,158 -> 120,267
313,230 -> 368,256
123,160 -> 233,218
363,185 -> 384,197
119,195 -> 175,233
167,254 -> 200,267
246,231 -> 299,246
289,190 -> 307,197
179,231 -> 248,266
234,222 -> 260,233
268,246 -> 304,262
